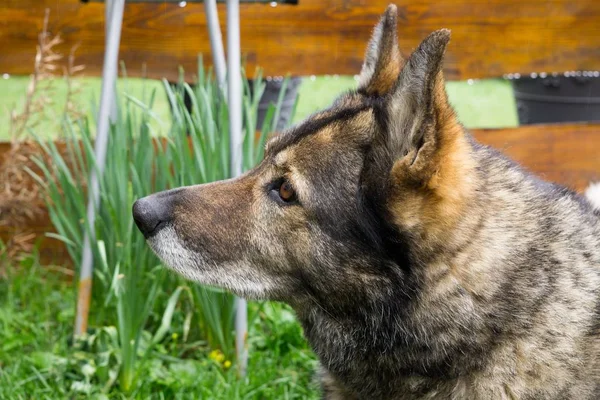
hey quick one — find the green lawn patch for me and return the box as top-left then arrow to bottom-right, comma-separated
0,255 -> 319,399
0,74 -> 517,141
294,75 -> 518,128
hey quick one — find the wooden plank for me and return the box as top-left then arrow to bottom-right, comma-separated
1,0 -> 599,81
472,123 -> 600,193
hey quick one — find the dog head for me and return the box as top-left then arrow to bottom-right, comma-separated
133,5 -> 474,307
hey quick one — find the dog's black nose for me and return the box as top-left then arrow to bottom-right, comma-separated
132,195 -> 172,238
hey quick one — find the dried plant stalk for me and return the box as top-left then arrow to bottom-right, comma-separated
64,42 -> 86,121
1,8 -> 85,260
9,8 -> 62,141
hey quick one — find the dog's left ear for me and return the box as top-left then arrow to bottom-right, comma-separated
385,29 -> 463,187
358,5 -> 403,96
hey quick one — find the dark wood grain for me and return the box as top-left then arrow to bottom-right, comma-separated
1,0 -> 599,81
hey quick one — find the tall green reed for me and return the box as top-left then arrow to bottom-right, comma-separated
29,60 -> 296,392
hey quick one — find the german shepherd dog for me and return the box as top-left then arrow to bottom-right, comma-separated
133,5 -> 600,399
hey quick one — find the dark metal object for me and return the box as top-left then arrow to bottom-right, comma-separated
509,72 -> 600,125
254,77 -> 302,131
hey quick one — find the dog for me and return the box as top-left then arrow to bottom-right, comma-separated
132,5 -> 600,399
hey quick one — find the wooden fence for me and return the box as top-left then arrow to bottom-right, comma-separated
1,0 -> 599,81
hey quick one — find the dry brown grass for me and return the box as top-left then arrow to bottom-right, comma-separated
0,9 -> 84,260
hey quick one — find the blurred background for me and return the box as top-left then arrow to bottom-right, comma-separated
0,0 -> 598,398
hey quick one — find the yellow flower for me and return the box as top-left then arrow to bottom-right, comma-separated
209,349 -> 225,363
223,360 -> 232,369
171,333 -> 178,340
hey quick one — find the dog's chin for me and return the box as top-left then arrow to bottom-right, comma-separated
145,226 -> 276,300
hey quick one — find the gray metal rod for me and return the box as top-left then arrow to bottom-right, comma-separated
105,0 -> 118,122
74,0 -> 125,337
204,0 -> 227,90
227,0 -> 248,376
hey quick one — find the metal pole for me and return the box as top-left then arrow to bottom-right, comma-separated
105,0 -> 118,122
227,0 -> 248,376
204,0 -> 227,90
74,0 -> 125,337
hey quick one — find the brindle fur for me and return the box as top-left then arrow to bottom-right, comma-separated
134,5 -> 600,399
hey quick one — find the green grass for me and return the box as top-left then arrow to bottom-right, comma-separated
0,253 -> 319,399
0,74 -> 517,140
294,75 -> 518,128
0,76 -> 171,141
446,79 -> 518,128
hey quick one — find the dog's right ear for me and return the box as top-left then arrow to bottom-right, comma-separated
358,5 -> 403,96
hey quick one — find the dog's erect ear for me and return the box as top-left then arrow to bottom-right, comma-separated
385,29 -> 462,186
386,30 -> 475,234
358,5 -> 403,96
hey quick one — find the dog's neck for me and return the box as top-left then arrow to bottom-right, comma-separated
292,242 -> 495,398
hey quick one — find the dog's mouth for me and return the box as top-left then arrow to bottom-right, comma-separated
143,224 -> 279,300
145,226 -> 195,274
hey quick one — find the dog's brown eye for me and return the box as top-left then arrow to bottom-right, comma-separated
279,180 -> 296,202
